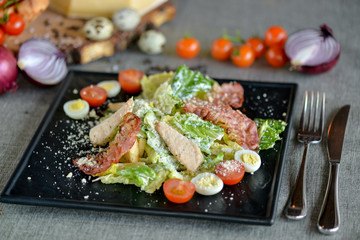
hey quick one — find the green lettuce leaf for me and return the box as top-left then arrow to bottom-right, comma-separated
255,118 -> 287,150
199,152 -> 224,171
140,110 -> 184,178
96,162 -> 168,193
209,133 -> 243,159
153,81 -> 182,115
171,65 -> 214,100
165,113 -> 224,154
140,72 -> 174,99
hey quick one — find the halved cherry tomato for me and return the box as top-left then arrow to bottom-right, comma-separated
80,85 -> 107,107
245,37 -> 266,59
266,46 -> 288,68
215,160 -> 245,185
176,37 -> 200,59
2,13 -> 25,36
118,69 -> 144,94
211,38 -> 234,61
264,26 -> 287,48
231,45 -> 255,68
163,178 -> 195,204
0,28 -> 5,45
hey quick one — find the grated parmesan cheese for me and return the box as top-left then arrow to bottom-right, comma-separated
66,172 -> 73,178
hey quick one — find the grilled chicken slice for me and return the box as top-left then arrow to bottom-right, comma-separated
89,98 -> 134,146
74,112 -> 141,175
155,121 -> 204,172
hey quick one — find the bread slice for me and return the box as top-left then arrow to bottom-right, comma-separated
0,0 -> 50,24
4,1 -> 176,64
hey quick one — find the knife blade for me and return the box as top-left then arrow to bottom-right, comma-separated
317,105 -> 350,234
327,105 -> 351,163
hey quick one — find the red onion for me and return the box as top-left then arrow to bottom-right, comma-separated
0,46 -> 18,94
17,38 -> 68,86
285,24 -> 340,74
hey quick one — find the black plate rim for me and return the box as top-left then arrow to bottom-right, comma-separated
0,70 -> 297,225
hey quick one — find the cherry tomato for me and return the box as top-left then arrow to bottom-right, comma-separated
2,13 -> 25,36
0,28 -> 5,45
264,26 -> 287,48
176,37 -> 200,59
231,45 -> 255,68
163,178 -> 195,204
0,0 -> 7,7
266,46 -> 288,68
118,69 -> 144,94
245,37 -> 266,59
211,38 -> 234,61
80,85 -> 107,107
215,160 -> 245,185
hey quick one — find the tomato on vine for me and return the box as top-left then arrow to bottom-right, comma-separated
0,28 -> 5,45
264,26 -> 287,47
245,37 -> 266,59
2,13 -> 25,36
211,38 -> 233,61
231,45 -> 255,68
266,46 -> 288,68
0,0 -> 7,7
176,35 -> 200,59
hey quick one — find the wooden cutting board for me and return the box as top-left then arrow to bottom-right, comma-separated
4,1 -> 175,64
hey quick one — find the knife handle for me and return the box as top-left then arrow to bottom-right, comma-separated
317,163 -> 340,234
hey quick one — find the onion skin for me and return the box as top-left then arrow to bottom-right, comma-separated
0,46 -> 18,94
295,53 -> 340,74
285,24 -> 340,74
17,38 -> 68,86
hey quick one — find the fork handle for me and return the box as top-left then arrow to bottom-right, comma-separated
284,143 -> 309,220
317,163 -> 340,234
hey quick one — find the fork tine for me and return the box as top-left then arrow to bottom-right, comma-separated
319,92 -> 325,134
307,91 -> 314,131
312,92 -> 320,131
300,91 -> 308,131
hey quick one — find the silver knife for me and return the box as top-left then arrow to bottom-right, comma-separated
317,105 -> 350,234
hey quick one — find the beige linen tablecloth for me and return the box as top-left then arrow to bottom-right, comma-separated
1,0 -> 359,239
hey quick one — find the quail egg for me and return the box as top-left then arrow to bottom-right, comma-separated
83,17 -> 114,41
191,172 -> 224,196
97,80 -> 121,98
112,8 -> 140,31
234,149 -> 261,174
138,30 -> 166,54
63,99 -> 90,120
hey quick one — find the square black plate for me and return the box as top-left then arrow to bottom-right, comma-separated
0,71 -> 297,225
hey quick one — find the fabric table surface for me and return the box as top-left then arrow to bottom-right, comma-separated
1,0 -> 359,239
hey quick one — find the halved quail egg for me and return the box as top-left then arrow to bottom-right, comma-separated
63,99 -> 90,120
191,172 -> 223,196
97,80 -> 121,98
234,149 -> 261,174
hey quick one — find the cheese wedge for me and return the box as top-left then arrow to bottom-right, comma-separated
49,0 -> 168,18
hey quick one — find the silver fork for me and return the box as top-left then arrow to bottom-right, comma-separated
284,91 -> 325,220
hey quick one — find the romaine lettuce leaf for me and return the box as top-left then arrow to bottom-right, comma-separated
140,72 -> 174,99
165,113 -> 224,154
209,133 -> 242,159
140,110 -> 184,177
95,162 -> 168,193
199,152 -> 224,171
153,81 -> 182,115
171,65 -> 214,100
255,118 -> 287,150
